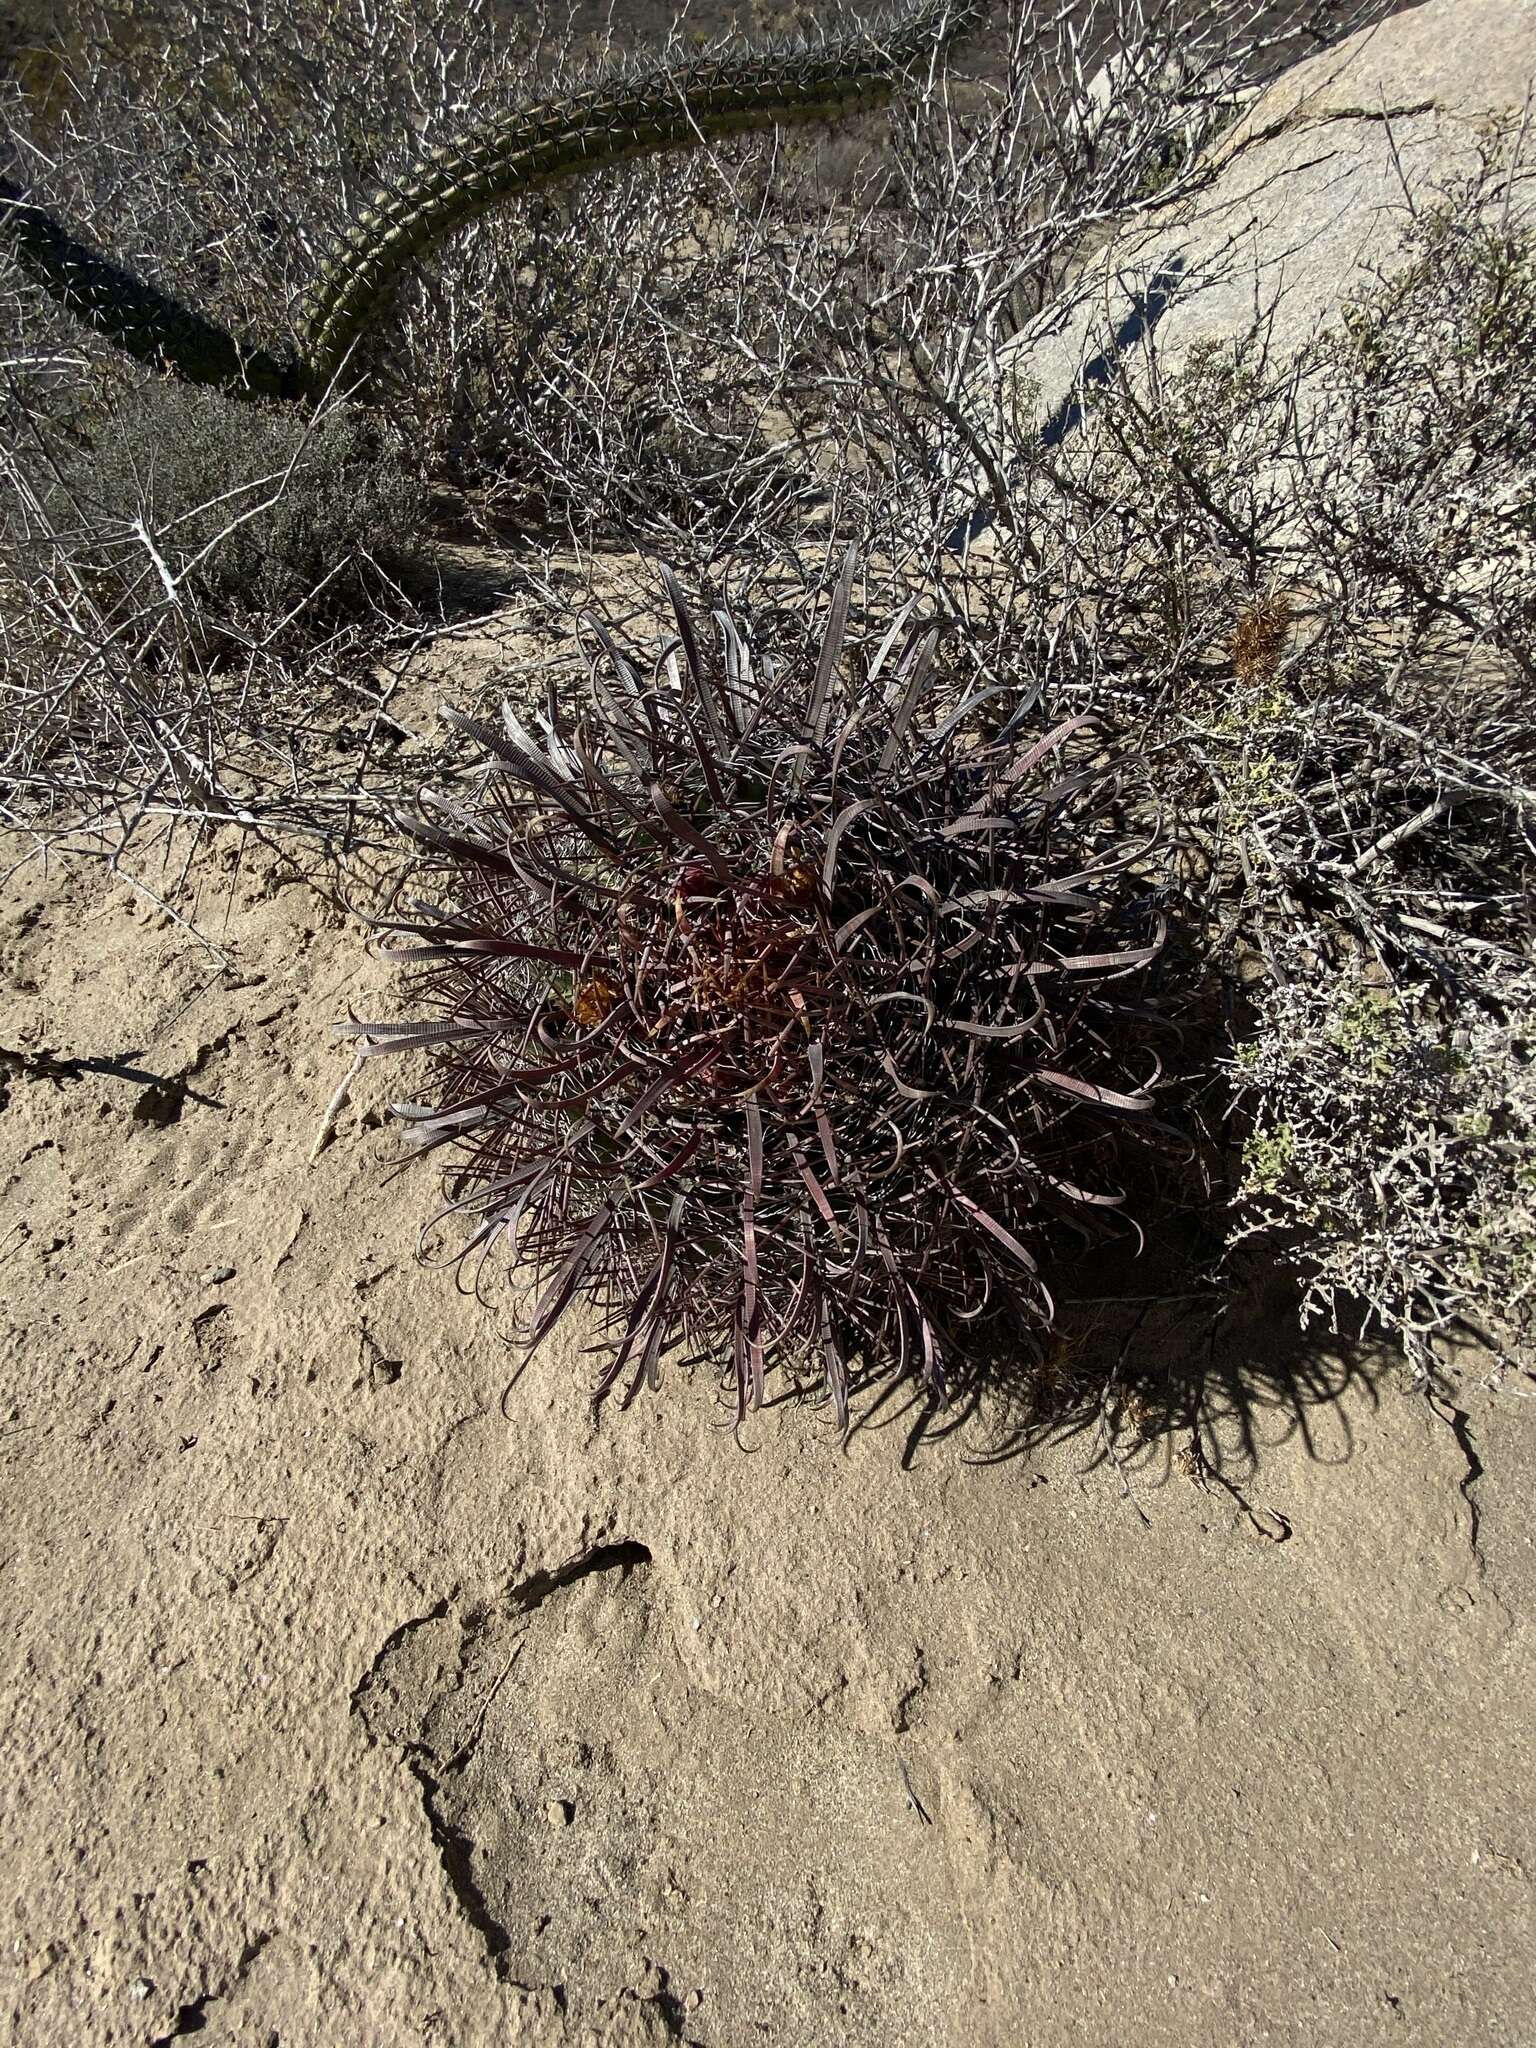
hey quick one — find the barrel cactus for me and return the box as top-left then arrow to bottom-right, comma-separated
346,556 -> 1169,1432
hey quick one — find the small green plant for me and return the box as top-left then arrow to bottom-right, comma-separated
26,380 -> 426,636
1241,1120 -> 1295,1197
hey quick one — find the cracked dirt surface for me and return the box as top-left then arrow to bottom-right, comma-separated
1,790 -> 1533,2045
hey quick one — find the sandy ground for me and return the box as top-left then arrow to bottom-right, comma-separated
1,668 -> 1533,2046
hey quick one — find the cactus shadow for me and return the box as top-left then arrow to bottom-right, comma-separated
851,1210 -> 1390,1488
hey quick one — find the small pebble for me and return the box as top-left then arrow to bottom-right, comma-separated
545,1799 -> 574,1827
130,1978 -> 154,2000
204,1266 -> 236,1286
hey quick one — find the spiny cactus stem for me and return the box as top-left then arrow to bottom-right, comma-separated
1,1 -> 981,403
300,1 -> 982,395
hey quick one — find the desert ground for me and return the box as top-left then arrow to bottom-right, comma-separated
2,620 -> 1533,2048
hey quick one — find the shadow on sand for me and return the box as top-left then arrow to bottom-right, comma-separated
811,1210 -> 1391,1507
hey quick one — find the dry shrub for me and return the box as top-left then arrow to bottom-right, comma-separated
1231,950 -> 1536,1373
1065,162 -> 1536,1375
0,370 -> 436,852
12,377 -> 426,634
